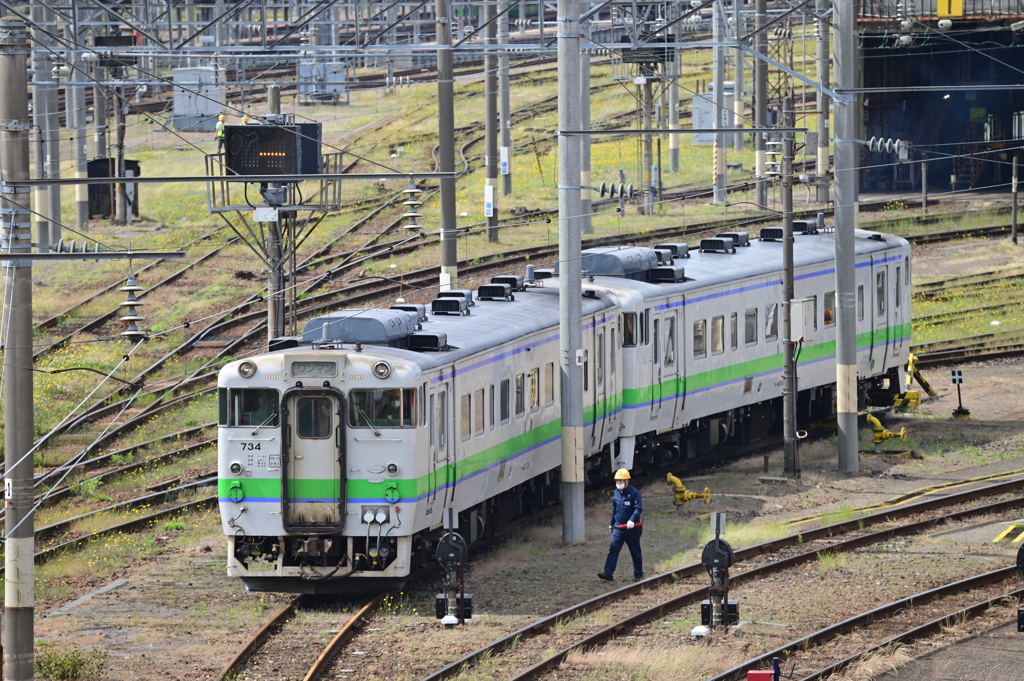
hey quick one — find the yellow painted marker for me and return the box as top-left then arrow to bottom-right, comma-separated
1013,529 -> 1024,544
992,525 -> 1018,543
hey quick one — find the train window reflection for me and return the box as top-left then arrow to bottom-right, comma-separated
348,389 -> 416,428
296,397 -> 333,439
226,388 -> 279,427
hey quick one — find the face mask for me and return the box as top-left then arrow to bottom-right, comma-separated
616,481 -> 626,490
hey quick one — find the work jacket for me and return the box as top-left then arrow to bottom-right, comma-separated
216,120 -> 225,137
609,484 -> 642,526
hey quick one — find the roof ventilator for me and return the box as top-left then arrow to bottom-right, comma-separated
792,219 -> 819,235
532,268 -> 555,280
437,289 -> 474,306
491,275 -> 525,291
716,232 -> 750,247
654,249 -> 674,265
649,265 -> 687,282
477,283 -> 515,301
432,297 -> 471,316
391,303 -> 428,324
699,238 -> 737,254
301,309 -> 416,348
759,227 -> 784,241
654,243 -> 690,258
409,331 -> 449,351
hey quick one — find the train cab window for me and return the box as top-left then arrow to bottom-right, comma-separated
664,318 -> 675,365
876,272 -> 886,317
895,268 -> 901,308
296,397 -> 333,439
652,321 -> 659,366
221,388 -> 279,428
474,389 -> 485,435
765,304 -> 778,342
349,389 -> 416,428
711,315 -> 724,354
544,363 -> 555,404
693,320 -> 707,358
515,374 -> 525,416
622,313 -> 637,347
730,313 -> 738,350
857,285 -> 865,321
824,291 -> 836,326
460,394 -> 472,440
529,368 -> 540,409
500,379 -> 510,422
745,308 -> 758,345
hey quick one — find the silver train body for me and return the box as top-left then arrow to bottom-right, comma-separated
217,228 -> 911,592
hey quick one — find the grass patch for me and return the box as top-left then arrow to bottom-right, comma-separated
820,505 -> 865,527
815,550 -> 846,572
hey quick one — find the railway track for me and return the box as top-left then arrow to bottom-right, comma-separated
409,476 -> 1024,681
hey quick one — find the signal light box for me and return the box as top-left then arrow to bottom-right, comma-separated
224,123 -> 322,177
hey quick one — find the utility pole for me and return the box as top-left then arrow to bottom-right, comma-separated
30,1 -> 50,250
436,0 -> 458,290
733,0 -> 744,152
68,22 -> 89,230
557,0 -> 584,544
669,29 -> 679,173
266,84 -> 284,341
781,96 -> 798,477
113,84 -> 127,225
712,1 -> 727,205
1,19 -> 34,681
815,0 -> 830,203
834,0 -> 859,473
93,74 -> 107,159
754,0 -> 767,208
642,74 -> 654,214
580,21 -> 592,234
485,0 -> 499,241
499,0 -> 512,196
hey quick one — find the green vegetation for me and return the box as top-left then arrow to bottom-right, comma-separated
34,644 -> 107,680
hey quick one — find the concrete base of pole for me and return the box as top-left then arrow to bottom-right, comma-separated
560,481 -> 586,544
581,198 -> 592,234
670,147 -> 679,173
837,410 -> 859,473
440,265 -> 457,291
756,178 -> 767,209
3,607 -> 33,679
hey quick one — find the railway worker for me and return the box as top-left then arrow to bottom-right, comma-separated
216,114 -> 226,152
598,469 -> 643,582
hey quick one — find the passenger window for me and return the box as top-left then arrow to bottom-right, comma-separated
876,272 -> 886,317
895,267 -> 901,308
693,320 -> 706,358
598,332 -> 606,384
610,329 -> 617,374
474,388 -> 484,435
622,313 -> 637,347
730,313 -> 738,350
421,383 -> 427,426
429,393 -> 436,446
652,320 -> 660,366
514,374 -> 525,416
500,379 -> 510,422
529,368 -> 540,409
711,315 -> 724,354
765,304 -> 778,341
296,396 -> 332,439
460,394 -> 471,440
857,285 -> 864,321
664,318 -> 675,365
824,291 -> 836,326
489,386 -> 495,429
544,363 -> 555,404
438,391 -> 446,448
745,308 -> 757,345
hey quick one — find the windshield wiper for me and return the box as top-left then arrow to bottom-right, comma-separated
355,405 -> 381,437
250,412 -> 278,436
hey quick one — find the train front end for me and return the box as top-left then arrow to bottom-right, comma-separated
217,311 -> 424,593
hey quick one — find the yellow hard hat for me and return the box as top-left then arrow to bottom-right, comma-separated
218,114 -> 225,121
241,115 -> 248,123
614,468 -> 631,480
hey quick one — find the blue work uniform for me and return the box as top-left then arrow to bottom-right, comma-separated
603,484 -> 643,579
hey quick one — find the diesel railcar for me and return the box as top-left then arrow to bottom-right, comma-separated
217,226 -> 911,592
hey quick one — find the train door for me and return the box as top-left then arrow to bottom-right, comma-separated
282,390 -> 344,532
431,374 -> 453,515
651,314 -> 662,420
635,307 -> 653,421
871,264 -> 890,371
661,308 -> 679,428
892,258 -> 906,358
591,323 -> 608,452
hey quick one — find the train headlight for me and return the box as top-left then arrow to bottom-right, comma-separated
229,462 -> 243,475
238,360 -> 257,378
387,463 -> 399,475
372,361 -> 392,379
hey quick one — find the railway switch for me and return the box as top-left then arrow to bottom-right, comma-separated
665,473 -> 711,508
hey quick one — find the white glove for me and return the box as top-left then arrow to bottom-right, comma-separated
626,521 -> 635,529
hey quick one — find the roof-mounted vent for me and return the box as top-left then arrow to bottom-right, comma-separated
699,238 -> 737,254
437,289 -> 474,306
302,309 -> 416,347
533,268 -> 555,280
649,265 -> 686,282
477,283 -> 514,301
432,297 -> 470,316
556,246 -> 659,281
391,303 -> 428,323
716,231 -> 750,247
793,219 -> 819,234
491,275 -> 525,292
653,249 -> 674,265
654,243 -> 690,259
868,233 -> 885,242
409,331 -> 449,351
760,227 -> 784,241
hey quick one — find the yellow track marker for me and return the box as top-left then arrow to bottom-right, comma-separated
992,525 -> 1018,543
1013,529 -> 1024,544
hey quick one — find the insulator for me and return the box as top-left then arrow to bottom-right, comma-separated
119,306 -> 145,323
120,273 -> 143,293
119,291 -> 145,307
402,215 -> 423,231
121,321 -> 147,339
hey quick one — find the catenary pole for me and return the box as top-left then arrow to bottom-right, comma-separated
754,0 -> 767,207
266,84 -> 284,341
485,0 -> 499,241
580,19 -> 592,234
834,0 -> 859,472
669,11 -> 679,174
499,0 -> 512,196
436,0 -> 458,290
557,0 -> 584,544
782,96 -> 798,477
733,0 -> 744,151
68,14 -> 89,231
30,1 -> 50,251
712,1 -> 726,204
1,18 -> 34,681
816,0 -> 830,203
